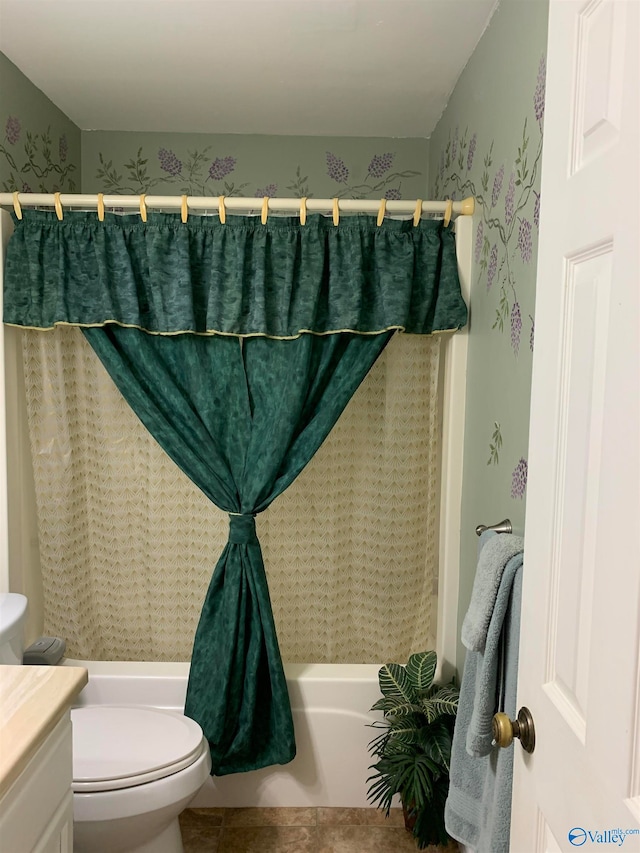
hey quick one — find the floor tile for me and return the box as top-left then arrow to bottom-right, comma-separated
179,809 -> 222,852
316,825 -> 422,852
224,806 -> 317,827
317,807 -> 405,827
182,807 -> 226,826
179,806 -> 458,852
217,825 -> 317,852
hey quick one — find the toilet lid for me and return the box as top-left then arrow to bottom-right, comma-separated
71,706 -> 206,790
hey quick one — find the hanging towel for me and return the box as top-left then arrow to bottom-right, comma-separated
461,532 -> 524,651
445,532 -> 524,853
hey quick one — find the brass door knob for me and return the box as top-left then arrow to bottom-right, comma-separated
492,706 -> 536,753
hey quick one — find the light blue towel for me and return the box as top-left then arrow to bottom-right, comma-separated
466,549 -> 523,758
461,532 -> 524,652
445,533 -> 524,853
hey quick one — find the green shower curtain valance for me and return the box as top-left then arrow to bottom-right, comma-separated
3,210 -> 467,337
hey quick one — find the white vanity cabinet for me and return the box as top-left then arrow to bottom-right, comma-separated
0,666 -> 88,853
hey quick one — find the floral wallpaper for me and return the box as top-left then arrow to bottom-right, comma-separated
1,119 -> 77,193
428,0 -> 549,670
432,55 -> 545,507
81,131 -> 428,201
0,52 -> 80,193
434,57 -> 545,362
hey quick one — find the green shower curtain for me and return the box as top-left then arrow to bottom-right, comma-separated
4,210 -> 467,775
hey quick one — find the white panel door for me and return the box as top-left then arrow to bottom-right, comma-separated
511,1 -> 640,851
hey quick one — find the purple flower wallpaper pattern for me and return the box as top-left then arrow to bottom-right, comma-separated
510,300 -> 522,355
467,133 -> 477,172
255,184 -> 278,198
529,316 -> 535,352
95,146 -> 246,196
326,151 -> 349,183
511,458 -> 528,499
209,156 -> 236,181
487,244 -> 498,291
433,53 -> 546,354
518,218 -> 533,263
505,172 -> 515,228
534,55 -> 546,130
474,220 -> 484,264
533,190 -> 541,229
367,152 -> 393,178
91,144 -> 422,200
431,52 -> 546,509
0,117 -> 77,193
5,116 -> 20,145
59,134 -> 68,163
491,164 -> 505,209
158,148 -> 182,176
325,150 -> 419,199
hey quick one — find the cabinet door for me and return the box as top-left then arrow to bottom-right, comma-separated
0,715 -> 74,853
32,791 -> 74,853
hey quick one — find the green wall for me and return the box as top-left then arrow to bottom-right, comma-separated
81,131 -> 429,200
0,52 -> 81,192
428,0 -> 549,670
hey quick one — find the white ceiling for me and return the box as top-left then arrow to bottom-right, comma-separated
0,0 -> 498,137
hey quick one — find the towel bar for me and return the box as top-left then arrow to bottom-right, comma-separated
475,518 -> 512,537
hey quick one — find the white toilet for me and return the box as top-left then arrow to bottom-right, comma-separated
0,593 -> 212,853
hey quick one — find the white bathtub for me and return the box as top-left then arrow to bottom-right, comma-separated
63,659 -> 384,808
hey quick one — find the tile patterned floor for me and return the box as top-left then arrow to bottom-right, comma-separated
179,807 -> 460,852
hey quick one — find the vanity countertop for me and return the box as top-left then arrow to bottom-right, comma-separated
0,664 -> 87,798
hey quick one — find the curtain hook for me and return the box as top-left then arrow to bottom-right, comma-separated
443,199 -> 453,228
97,193 -> 105,222
377,198 -> 386,227
139,194 -> 147,223
218,195 -> 226,224
300,196 -> 307,226
413,199 -> 423,227
332,198 -> 339,226
261,196 -> 269,225
12,191 -> 22,220
53,192 -> 63,220
181,195 -> 188,224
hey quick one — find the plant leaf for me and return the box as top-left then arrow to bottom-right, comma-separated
428,684 -> 459,717
388,702 -> 423,718
386,723 -> 422,746
420,698 -> 440,724
422,720 -> 453,771
378,663 -> 415,703
405,651 -> 437,692
370,696 -> 420,715
387,701 -> 423,718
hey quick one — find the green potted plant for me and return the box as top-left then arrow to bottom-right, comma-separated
366,650 -> 459,848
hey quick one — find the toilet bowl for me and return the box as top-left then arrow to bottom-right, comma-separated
71,705 -> 212,853
0,593 -> 211,853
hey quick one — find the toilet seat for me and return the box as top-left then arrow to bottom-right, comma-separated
71,706 -> 207,792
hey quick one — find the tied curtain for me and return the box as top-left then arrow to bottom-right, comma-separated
4,210 -> 467,775
83,327 -> 390,774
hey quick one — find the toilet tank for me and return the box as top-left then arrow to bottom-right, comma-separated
0,593 -> 28,664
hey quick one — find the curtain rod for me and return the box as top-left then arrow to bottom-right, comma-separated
0,192 -> 475,224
